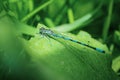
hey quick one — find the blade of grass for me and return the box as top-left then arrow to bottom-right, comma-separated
102,0 -> 114,42
21,0 -> 53,22
28,0 -> 34,12
55,13 -> 92,32
67,8 -> 74,23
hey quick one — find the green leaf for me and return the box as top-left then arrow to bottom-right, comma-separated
24,24 -> 118,80
112,56 -> 120,72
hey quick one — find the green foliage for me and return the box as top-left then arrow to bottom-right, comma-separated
0,0 -> 120,80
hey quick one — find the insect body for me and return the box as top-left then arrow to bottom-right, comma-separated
39,27 -> 105,53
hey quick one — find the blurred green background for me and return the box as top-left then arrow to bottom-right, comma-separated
0,0 -> 120,80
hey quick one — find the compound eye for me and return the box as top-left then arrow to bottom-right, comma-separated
41,27 -> 45,30
39,31 -> 42,34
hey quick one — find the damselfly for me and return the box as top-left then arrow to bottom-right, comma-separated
39,27 -> 105,53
